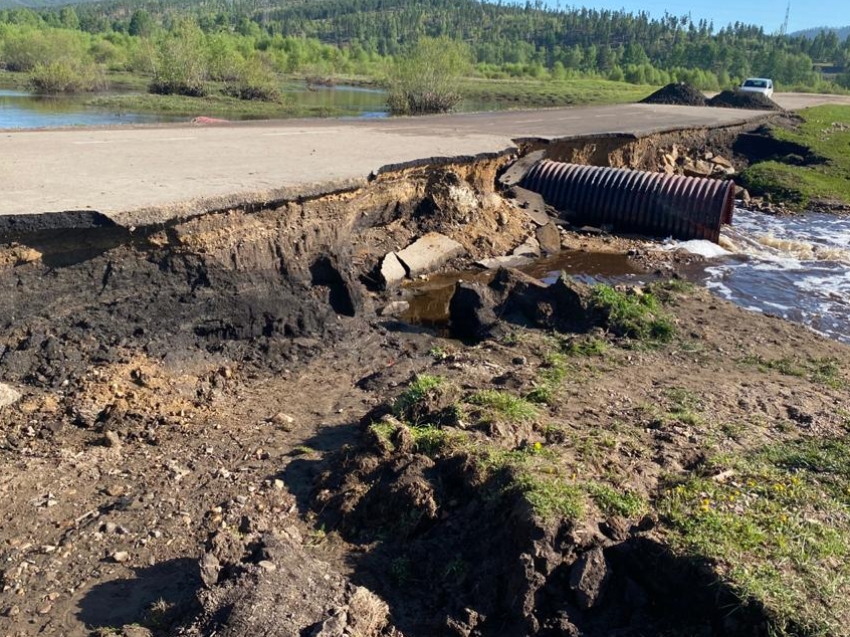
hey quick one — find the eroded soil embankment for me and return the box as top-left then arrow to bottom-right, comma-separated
1,145 -> 849,637
0,152 -> 530,637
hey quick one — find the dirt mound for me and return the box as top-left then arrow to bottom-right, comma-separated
706,90 -> 783,111
303,360 -> 778,637
640,82 -> 707,106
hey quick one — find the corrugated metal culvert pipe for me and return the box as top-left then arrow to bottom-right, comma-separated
521,160 -> 735,243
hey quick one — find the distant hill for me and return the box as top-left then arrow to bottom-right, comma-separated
0,0 -> 101,7
791,26 -> 850,40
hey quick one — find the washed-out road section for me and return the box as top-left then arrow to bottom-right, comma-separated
2,93 -> 849,228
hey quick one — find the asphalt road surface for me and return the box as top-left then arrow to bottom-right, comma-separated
2,93 -> 849,226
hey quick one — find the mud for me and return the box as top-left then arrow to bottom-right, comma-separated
1,131 -> 849,637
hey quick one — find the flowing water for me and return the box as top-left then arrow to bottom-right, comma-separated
698,208 -> 850,343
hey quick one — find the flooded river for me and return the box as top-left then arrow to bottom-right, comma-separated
0,84 -> 505,129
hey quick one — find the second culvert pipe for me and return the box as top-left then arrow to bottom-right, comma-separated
521,160 -> 735,243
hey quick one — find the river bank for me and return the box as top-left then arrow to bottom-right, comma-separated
1,130 -> 850,636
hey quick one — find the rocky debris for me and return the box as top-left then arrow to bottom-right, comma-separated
707,90 -> 783,111
199,552 -> 221,588
658,146 -> 737,178
378,300 -> 410,317
640,82 -> 707,107
499,150 -> 546,187
512,235 -> 541,259
448,267 -> 590,340
569,547 -> 611,609
396,232 -> 466,277
0,382 -> 21,408
506,185 -> 551,226
194,532 -> 395,637
269,412 -> 295,427
103,430 -> 122,448
379,253 -> 407,289
536,222 -> 562,254
476,255 -> 534,269
424,170 -> 481,225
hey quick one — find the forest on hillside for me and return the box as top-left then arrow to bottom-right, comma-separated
1,0 -> 849,95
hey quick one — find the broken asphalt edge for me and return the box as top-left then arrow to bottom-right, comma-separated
0,112 -> 779,241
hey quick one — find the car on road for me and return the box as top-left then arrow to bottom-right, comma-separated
739,78 -> 774,98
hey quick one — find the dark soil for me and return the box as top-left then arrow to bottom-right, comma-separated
640,82 -> 707,107
706,90 -> 783,111
1,153 -> 849,637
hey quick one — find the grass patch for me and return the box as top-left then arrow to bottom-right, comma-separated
739,105 -> 850,208
368,418 -> 460,458
664,387 -> 704,426
467,389 -> 538,423
392,374 -> 445,420
517,473 -> 585,521
560,335 -> 610,357
590,284 -> 675,343
586,481 -> 646,517
659,436 -> 850,635
742,355 -> 845,389
476,443 -> 583,522
459,77 -> 655,108
85,91 -> 340,119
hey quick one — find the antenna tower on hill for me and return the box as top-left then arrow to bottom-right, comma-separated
780,1 -> 790,35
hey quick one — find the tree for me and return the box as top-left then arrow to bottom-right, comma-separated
386,36 -> 470,115
128,10 -> 153,38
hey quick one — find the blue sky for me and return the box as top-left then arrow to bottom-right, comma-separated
549,0 -> 847,34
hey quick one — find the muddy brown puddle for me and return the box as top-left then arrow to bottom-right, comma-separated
402,251 -> 647,328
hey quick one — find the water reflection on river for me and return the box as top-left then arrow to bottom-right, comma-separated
0,89 -> 184,128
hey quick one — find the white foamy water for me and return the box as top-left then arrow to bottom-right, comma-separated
688,208 -> 850,343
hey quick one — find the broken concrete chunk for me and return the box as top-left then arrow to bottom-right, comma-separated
476,255 -> 534,270
536,222 -> 561,255
508,186 -> 550,226
378,301 -> 410,317
710,155 -> 734,168
499,150 -> 546,187
379,252 -> 407,289
512,235 -> 541,259
396,232 -> 465,277
0,383 -> 21,409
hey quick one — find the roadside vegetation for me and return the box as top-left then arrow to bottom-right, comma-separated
0,0 -> 848,114
740,105 -> 850,208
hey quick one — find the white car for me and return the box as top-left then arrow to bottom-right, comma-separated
739,78 -> 774,98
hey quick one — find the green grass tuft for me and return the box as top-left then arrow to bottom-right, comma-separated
586,481 -> 646,517
393,374 -> 446,420
742,355 -> 845,389
590,284 -> 675,343
467,389 -> 538,423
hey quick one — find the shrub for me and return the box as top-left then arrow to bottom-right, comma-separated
224,54 -> 280,102
387,37 -> 470,115
29,58 -> 102,93
149,20 -> 209,97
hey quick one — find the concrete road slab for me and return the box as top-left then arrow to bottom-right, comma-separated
2,93 -> 848,227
